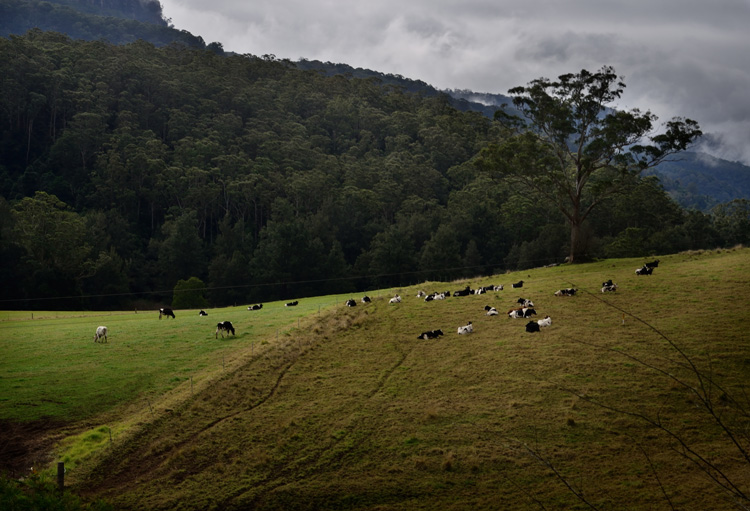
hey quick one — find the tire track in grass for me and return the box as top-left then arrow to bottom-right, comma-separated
218,303 -> 417,509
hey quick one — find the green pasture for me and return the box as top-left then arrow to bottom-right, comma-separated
3,248 -> 750,509
0,292 -> 389,422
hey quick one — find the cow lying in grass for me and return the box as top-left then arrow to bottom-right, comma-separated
216,321 -> 235,338
457,322 -> 473,334
417,329 -> 444,340
248,304 -> 263,310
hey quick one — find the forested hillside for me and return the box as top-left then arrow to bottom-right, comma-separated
1,32 -> 748,310
0,0 -> 208,48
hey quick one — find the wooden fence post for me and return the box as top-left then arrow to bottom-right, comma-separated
57,462 -> 64,491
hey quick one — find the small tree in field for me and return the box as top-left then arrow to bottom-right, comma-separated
478,66 -> 702,263
172,277 -> 208,309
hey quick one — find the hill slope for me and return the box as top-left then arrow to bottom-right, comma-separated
65,248 -> 750,510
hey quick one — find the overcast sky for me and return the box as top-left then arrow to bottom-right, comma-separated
159,0 -> 750,166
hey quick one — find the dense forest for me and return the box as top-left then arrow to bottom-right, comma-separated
1,31 -> 748,310
0,0 -> 209,49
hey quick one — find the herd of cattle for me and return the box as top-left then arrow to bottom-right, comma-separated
92,259 -> 659,344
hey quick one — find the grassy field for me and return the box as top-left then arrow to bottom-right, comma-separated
2,248 -> 750,510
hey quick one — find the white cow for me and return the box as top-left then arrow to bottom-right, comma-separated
94,326 -> 108,343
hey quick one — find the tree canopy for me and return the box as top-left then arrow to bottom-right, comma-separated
479,66 -> 703,262
0,34 -> 739,309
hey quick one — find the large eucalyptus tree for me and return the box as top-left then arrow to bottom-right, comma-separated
479,66 -> 702,263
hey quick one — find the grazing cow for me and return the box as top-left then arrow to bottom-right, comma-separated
93,326 -> 108,343
248,303 -> 263,311
485,305 -> 499,316
285,300 -> 299,307
601,282 -> 618,293
635,265 -> 653,275
389,295 -> 402,304
554,288 -> 577,297
537,316 -> 552,328
159,307 -> 175,319
517,298 -> 534,308
525,321 -> 541,333
215,321 -> 235,338
199,310 -> 208,316
645,259 -> 660,268
361,296 -> 371,303
417,329 -> 444,340
512,280 -> 524,288
345,299 -> 357,307
457,322 -> 473,334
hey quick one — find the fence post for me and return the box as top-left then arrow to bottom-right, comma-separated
57,462 -> 64,491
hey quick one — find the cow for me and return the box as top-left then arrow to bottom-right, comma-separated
417,329 -> 444,340
457,322 -> 473,334
537,316 -> 552,328
389,295 -> 402,304
248,303 -> 263,311
285,300 -> 299,307
517,298 -> 534,308
345,299 -> 357,307
199,310 -> 208,316
493,285 -> 504,291
216,321 -> 235,338
485,305 -> 499,316
93,326 -> 108,343
601,282 -> 618,293
525,321 -> 541,333
509,308 -> 537,319
645,259 -> 660,268
159,307 -> 175,319
554,288 -> 577,297
635,265 -> 653,275
361,296 -> 371,303
512,280 -> 524,288
453,286 -> 472,297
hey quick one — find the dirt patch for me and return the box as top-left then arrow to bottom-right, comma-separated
0,419 -> 70,477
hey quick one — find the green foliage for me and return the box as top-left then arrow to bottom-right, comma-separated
0,472 -> 112,510
0,33 -> 742,309
479,66 -> 703,263
172,276 -> 208,309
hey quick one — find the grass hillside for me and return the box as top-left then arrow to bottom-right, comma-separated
3,248 -> 750,510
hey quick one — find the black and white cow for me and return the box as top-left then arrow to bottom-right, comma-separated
361,296 -> 371,303
645,259 -> 660,268
345,299 -> 357,307
417,329 -> 444,340
215,321 -> 235,338
389,295 -> 402,304
199,310 -> 208,316
248,303 -> 263,310
159,307 -> 175,319
453,286 -> 472,297
525,321 -> 541,333
93,326 -> 108,343
554,288 -> 577,297
457,321 -> 473,334
485,305 -> 499,316
635,265 -> 653,275
285,300 -> 299,307
517,298 -> 534,308
601,281 -> 618,292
